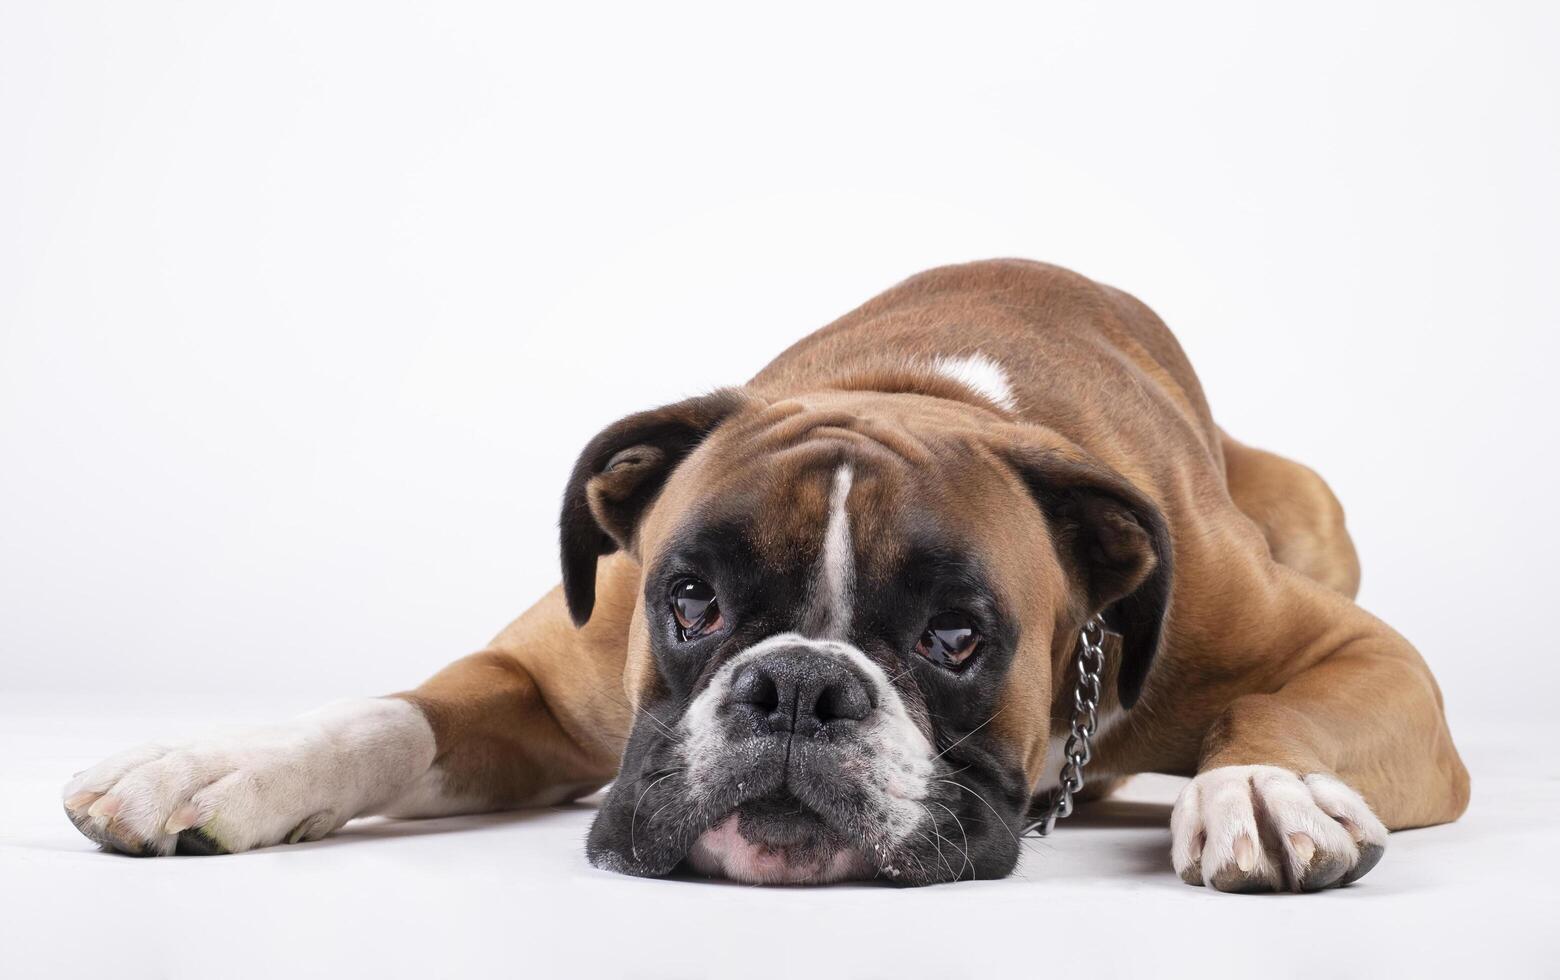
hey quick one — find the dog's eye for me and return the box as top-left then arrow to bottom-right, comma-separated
671,578 -> 723,639
915,611 -> 981,669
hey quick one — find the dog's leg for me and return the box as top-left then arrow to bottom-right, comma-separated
1167,563 -> 1470,892
62,557 -> 638,856
1221,432 -> 1361,598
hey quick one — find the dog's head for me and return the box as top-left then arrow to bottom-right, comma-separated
564,385 -> 1171,884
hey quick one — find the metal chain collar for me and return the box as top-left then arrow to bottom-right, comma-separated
1022,614 -> 1107,837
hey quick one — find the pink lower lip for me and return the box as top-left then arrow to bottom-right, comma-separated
685,814 -> 868,885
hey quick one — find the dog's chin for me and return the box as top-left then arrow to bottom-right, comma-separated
683,794 -> 872,885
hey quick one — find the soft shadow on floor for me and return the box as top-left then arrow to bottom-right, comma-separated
19,803 -> 595,857
286,804 -> 598,852
1007,797 -> 1179,882
1063,798 -> 1173,829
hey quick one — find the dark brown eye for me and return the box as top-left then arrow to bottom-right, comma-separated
915,611 -> 981,669
671,578 -> 723,639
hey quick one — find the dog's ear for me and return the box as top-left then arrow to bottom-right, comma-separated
1005,444 -> 1174,709
560,389 -> 750,627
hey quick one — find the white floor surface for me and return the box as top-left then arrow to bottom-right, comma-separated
2,694 -> 1555,979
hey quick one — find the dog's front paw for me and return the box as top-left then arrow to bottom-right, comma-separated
61,699 -> 434,857
1169,765 -> 1388,892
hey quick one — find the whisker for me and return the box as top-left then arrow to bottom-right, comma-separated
629,769 -> 682,861
935,778 -> 1020,846
901,828 -> 938,881
930,707 -> 1006,762
914,801 -> 956,880
631,765 -> 685,783
643,796 -> 679,831
929,800 -> 973,880
636,708 -> 681,742
885,662 -> 920,686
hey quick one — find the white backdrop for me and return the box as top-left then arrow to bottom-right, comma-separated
3,2 -> 1556,728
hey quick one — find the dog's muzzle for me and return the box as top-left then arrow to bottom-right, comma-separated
677,635 -> 933,884
685,643 -> 877,883
584,634 -> 939,884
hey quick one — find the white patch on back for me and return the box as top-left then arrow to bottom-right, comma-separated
818,465 -> 855,639
930,352 -> 1017,412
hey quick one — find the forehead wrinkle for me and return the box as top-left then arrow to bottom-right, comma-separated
739,400 -> 938,467
744,462 -> 831,571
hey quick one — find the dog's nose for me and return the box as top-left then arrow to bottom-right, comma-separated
728,648 -> 873,736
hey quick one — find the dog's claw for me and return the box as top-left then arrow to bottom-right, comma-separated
1233,835 -> 1257,873
1342,842 -> 1385,885
64,791 -> 101,813
164,805 -> 200,834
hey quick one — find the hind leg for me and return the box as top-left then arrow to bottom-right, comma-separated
1221,432 -> 1361,598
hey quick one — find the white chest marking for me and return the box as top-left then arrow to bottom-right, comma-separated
930,352 -> 1017,412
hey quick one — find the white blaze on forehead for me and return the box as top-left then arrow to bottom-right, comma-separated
930,352 -> 1017,412
818,465 -> 855,639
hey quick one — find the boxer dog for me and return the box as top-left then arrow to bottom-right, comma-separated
61,260 -> 1469,892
